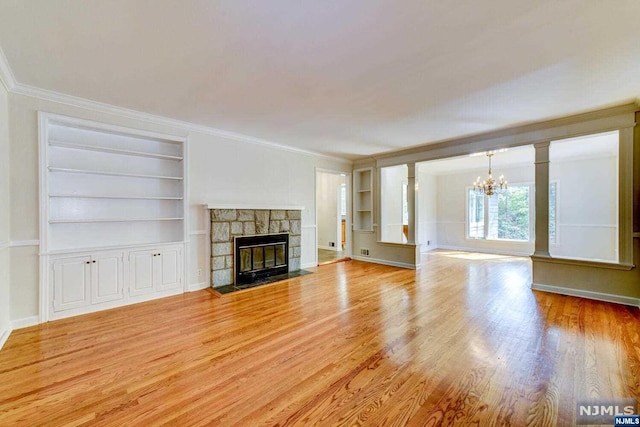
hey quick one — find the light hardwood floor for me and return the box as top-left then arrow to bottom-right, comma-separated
1,250 -> 638,426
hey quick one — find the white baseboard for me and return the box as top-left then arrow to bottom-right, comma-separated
12,316 -> 39,330
531,282 -> 640,308
420,245 -> 439,253
318,245 -> 340,251
301,262 -> 318,269
437,245 -> 531,257
0,327 -> 11,351
351,256 -> 417,270
187,281 -> 210,292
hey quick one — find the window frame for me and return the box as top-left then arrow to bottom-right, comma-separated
465,182 -> 535,243
549,180 -> 559,246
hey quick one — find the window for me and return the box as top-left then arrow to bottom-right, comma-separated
467,185 -> 531,241
468,189 -> 485,239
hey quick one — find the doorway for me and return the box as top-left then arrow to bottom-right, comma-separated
316,170 -> 350,265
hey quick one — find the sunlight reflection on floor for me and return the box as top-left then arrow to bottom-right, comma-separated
430,250 -> 523,261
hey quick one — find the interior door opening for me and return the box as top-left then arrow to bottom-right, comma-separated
316,170 -> 350,265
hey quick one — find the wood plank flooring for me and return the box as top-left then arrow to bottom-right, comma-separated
1,250 -> 639,426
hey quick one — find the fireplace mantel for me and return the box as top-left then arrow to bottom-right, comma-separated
206,204 -> 304,211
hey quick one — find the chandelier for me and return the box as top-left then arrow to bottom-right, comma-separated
473,153 -> 507,196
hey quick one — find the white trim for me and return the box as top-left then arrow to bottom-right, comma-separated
0,47 -> 16,91
437,245 -> 532,257
43,112 -> 187,142
318,245 -> 340,251
0,328 -> 11,350
0,241 -> 8,251
182,133 -> 189,294
188,230 -> 207,236
10,240 -> 40,247
531,282 -> 640,308
187,281 -> 209,292
39,112 -> 50,323
43,240 -> 187,256
12,316 -> 39,330
301,262 -> 318,269
557,223 -> 617,229
351,255 -> 416,270
207,204 -> 305,210
10,82 -> 351,164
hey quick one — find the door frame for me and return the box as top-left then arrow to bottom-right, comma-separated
315,168 -> 352,265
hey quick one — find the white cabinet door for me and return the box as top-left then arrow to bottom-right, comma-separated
91,252 -> 124,304
129,249 -> 157,297
157,245 -> 183,291
52,256 -> 91,312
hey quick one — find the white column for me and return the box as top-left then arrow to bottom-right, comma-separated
407,162 -> 417,244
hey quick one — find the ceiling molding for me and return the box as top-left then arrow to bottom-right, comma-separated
0,46 -> 16,91
2,59 -> 351,165
374,103 -> 638,168
11,82 -> 352,165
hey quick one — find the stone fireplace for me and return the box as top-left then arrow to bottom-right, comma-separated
209,208 -> 302,287
235,233 -> 289,285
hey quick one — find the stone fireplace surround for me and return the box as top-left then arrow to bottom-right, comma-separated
209,207 -> 302,287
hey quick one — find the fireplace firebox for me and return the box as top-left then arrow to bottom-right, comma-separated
234,233 -> 289,285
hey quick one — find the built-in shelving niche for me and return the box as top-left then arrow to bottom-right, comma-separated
43,118 -> 186,252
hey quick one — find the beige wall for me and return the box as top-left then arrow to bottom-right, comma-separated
0,79 -> 10,342
417,166 -> 437,251
7,92 -> 351,324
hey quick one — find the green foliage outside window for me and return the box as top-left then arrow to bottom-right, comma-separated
497,186 -> 529,241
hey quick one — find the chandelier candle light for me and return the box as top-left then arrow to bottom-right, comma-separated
473,152 -> 507,196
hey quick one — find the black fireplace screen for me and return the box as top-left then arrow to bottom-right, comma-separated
235,233 -> 289,284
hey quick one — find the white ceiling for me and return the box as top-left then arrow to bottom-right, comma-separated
0,1 -> 639,160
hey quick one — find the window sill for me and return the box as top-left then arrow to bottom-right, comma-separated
531,254 -> 634,271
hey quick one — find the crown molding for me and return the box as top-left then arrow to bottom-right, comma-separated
0,46 -> 16,91
0,51 -> 351,165
11,82 -> 352,164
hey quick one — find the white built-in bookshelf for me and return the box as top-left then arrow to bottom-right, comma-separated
39,113 -> 187,321
353,167 -> 373,231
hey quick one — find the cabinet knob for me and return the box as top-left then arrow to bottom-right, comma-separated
85,261 -> 90,264
92,260 -> 96,263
